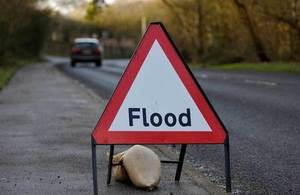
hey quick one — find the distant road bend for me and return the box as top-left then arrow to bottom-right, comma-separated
51,56 -> 300,194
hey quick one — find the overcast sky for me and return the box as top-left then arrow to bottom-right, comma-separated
42,0 -> 115,14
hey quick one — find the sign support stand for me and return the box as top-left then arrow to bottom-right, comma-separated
91,137 -> 98,195
224,137 -> 232,192
107,144 -> 114,185
175,144 -> 187,181
91,141 -> 232,195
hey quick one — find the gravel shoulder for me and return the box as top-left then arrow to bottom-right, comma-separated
0,62 -> 225,194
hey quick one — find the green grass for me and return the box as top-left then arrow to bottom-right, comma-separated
209,62 -> 300,73
0,58 -> 37,90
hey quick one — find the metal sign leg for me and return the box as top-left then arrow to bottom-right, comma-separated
175,144 -> 187,181
224,138 -> 232,192
91,137 -> 98,195
107,144 -> 115,185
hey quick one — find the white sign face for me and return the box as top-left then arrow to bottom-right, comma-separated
109,40 -> 211,131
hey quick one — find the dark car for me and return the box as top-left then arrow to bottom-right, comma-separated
70,38 -> 103,67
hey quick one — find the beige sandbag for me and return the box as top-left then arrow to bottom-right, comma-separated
123,145 -> 161,190
112,152 -> 129,182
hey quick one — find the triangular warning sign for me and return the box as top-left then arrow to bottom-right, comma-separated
92,23 -> 227,144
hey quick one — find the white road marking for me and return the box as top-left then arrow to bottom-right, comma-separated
197,73 -> 208,78
245,79 -> 277,86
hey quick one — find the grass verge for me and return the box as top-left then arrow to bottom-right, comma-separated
209,62 -> 300,73
0,58 -> 38,90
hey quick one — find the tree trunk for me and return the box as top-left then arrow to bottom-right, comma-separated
233,0 -> 270,62
196,1 -> 204,58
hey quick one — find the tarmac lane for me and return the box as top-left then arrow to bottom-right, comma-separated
0,62 -> 225,194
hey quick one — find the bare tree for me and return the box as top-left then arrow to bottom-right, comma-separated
161,0 -> 204,62
260,0 -> 300,59
233,0 -> 270,62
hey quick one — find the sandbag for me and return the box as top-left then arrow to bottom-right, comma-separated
122,145 -> 161,190
112,152 -> 129,182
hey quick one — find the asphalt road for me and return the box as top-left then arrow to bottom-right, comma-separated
52,57 -> 300,194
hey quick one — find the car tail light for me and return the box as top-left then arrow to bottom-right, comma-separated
72,48 -> 81,54
94,48 -> 101,55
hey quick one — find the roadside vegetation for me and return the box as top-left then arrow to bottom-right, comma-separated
83,0 -> 300,66
0,64 -> 20,91
210,62 -> 300,73
45,0 -> 300,70
1,0 -> 300,80
0,0 -> 50,90
0,58 -> 39,90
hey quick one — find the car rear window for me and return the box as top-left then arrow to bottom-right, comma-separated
74,42 -> 98,48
